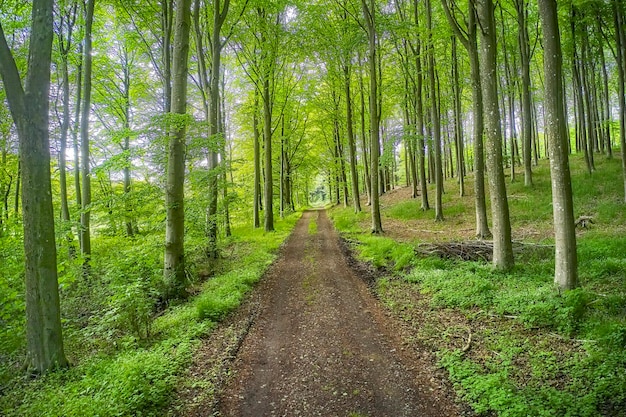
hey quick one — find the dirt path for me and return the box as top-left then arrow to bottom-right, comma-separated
217,210 -> 462,417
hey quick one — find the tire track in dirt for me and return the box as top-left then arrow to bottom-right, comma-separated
217,209 -> 461,416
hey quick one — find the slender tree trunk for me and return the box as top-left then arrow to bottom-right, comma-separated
413,1 -> 429,211
358,52 -> 371,206
599,41 -> 612,158
164,0 -> 192,298
121,46 -> 134,238
426,0 -> 443,221
0,0 -> 68,373
56,8 -> 77,256
219,75 -> 231,237
345,64 -> 361,213
72,44 -> 82,209
58,32 -> 71,226
441,0 -> 490,237
539,0 -> 578,290
13,161 -> 20,216
253,90 -> 261,227
499,8 -> 516,181
477,0 -> 514,270
515,0 -> 533,186
80,0 -> 95,261
263,65 -> 274,232
162,0 -> 173,114
280,115 -> 285,216
206,0 -> 230,258
451,36 -> 465,197
614,0 -> 626,202
581,30 -> 597,171
362,0 -> 383,233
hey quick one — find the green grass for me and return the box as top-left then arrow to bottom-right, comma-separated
0,212 -> 300,417
308,214 -> 318,235
330,155 -> 626,416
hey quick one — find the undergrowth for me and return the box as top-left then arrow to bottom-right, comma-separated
329,156 -> 626,416
0,213 -> 300,416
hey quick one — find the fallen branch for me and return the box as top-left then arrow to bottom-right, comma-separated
415,240 -> 554,262
548,332 -> 596,344
462,328 -> 472,353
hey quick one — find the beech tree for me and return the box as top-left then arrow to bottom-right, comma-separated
362,0 -> 383,233
538,0 -> 577,290
164,0 -> 192,298
0,0 -> 68,373
80,0 -> 95,260
613,0 -> 626,202
441,0 -> 491,238
426,0 -> 444,222
193,0 -> 234,258
515,0 -> 533,187
477,0 -> 513,269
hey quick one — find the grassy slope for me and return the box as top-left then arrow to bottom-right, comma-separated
330,155 -> 626,417
0,212 -> 300,416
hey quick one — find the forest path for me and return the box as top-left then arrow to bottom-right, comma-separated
216,209 -> 461,417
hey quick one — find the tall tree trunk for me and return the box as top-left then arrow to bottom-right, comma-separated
72,44 -> 82,209
121,45 -> 134,238
345,64 -> 361,213
441,0 -> 490,238
451,36 -> 465,197
477,0 -> 514,270
57,15 -> 72,226
164,0 -> 192,298
362,0 -> 383,233
414,1 -> 429,211
572,43 -> 591,172
263,61 -> 274,232
539,0 -> 578,290
220,75 -> 231,237
499,6 -> 515,181
426,0 -> 443,221
0,0 -> 68,373
581,30 -> 597,171
56,4 -> 78,256
599,45 -> 612,158
206,0 -> 230,258
162,0 -> 173,113
253,90 -> 261,227
614,0 -> 626,202
280,115 -> 286,216
80,0 -> 95,261
516,0 -> 533,186
358,52 -> 371,206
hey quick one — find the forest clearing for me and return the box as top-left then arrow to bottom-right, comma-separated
2,0 -> 626,415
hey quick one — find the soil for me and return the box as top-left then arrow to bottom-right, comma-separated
204,209 -> 464,417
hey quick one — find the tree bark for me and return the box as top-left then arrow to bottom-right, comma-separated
451,36 -> 465,197
80,0 -> 95,261
358,52 -> 371,206
362,0 -> 383,233
206,0 -> 230,257
426,0 -> 443,221
614,0 -> 626,202
441,0 -> 490,238
0,0 -> 68,373
253,89 -> 261,227
344,64 -> 362,213
164,0 -> 192,298
477,0 -> 514,270
515,0 -> 533,186
538,0 -> 578,290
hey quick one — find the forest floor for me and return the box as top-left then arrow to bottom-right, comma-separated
174,209 -> 467,417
